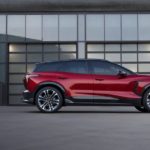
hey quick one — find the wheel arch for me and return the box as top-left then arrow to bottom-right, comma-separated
33,82 -> 66,105
142,84 -> 150,95
141,84 -> 150,104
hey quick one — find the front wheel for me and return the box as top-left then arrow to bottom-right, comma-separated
35,87 -> 63,113
142,89 -> 150,112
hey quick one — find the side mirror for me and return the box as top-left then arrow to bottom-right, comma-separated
118,70 -> 127,77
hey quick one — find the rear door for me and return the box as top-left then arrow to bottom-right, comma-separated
58,60 -> 93,103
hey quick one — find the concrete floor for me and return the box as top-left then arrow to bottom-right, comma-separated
0,106 -> 150,150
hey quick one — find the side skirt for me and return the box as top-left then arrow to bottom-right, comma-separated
64,98 -> 142,106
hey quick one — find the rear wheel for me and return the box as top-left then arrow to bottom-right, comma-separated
35,87 -> 63,113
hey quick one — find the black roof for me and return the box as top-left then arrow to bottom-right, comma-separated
38,59 -> 109,65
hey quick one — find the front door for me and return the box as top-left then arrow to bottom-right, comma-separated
88,60 -> 137,103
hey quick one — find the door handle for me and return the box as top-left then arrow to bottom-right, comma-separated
95,78 -> 104,81
58,77 -> 68,80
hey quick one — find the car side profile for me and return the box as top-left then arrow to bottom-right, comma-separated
23,59 -> 150,113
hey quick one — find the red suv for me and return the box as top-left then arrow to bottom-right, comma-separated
23,59 -> 150,113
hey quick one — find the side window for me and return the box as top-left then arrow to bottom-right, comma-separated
59,61 -> 88,74
34,62 -> 61,72
114,64 -> 133,75
89,61 -> 119,75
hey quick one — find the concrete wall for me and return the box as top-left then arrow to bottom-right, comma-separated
0,0 -> 150,12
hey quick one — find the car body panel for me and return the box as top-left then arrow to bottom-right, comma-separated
22,59 -> 150,106
26,72 -> 93,102
92,74 -> 141,100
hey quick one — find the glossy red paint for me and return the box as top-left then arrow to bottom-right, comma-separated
23,71 -> 150,102
25,72 -> 93,97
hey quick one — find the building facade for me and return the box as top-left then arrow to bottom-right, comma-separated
1,0 -> 150,105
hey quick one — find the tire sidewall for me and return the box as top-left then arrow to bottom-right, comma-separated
35,86 -> 63,113
143,89 -> 150,112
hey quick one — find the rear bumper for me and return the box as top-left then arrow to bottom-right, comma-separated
22,90 -> 34,104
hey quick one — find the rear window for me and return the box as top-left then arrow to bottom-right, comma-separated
33,62 -> 62,72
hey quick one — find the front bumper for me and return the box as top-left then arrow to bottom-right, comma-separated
22,90 -> 34,104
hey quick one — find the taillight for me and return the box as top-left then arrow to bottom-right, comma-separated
23,74 -> 39,89
28,74 -> 39,77
26,74 -> 39,82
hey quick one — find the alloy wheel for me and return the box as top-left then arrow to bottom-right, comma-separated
146,92 -> 150,108
37,88 -> 61,112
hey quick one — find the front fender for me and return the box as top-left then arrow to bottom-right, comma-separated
136,82 -> 150,96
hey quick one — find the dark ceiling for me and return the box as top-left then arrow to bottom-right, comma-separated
0,0 -> 150,12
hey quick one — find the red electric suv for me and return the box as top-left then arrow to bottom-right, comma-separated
23,59 -> 150,113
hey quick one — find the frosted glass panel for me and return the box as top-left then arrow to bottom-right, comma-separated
27,44 -> 42,52
9,75 -> 25,84
122,64 -> 137,72
9,44 -> 26,53
26,15 -> 42,40
0,15 -> 6,41
122,44 -> 137,51
8,15 -> 25,39
60,44 -> 76,52
0,15 -> 6,34
122,53 -> 137,62
60,53 -> 76,60
139,53 -> 150,62
9,54 -> 26,62
105,53 -> 120,62
27,54 -> 42,62
9,85 -> 25,94
105,44 -> 120,51
59,15 -> 77,41
27,64 -> 36,73
87,44 -> 104,52
43,15 -> 58,41
9,64 -> 26,73
105,15 -> 121,41
44,53 -> 59,62
44,44 -> 59,52
122,15 -> 137,40
87,53 -> 104,59
139,64 -> 150,72
9,96 -> 24,105
139,14 -> 150,40
138,44 -> 150,51
86,15 -> 104,41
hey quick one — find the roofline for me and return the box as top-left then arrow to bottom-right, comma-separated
37,59 -> 108,65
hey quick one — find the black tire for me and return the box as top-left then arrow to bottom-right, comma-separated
35,86 -> 63,113
134,106 -> 148,112
143,89 -> 150,112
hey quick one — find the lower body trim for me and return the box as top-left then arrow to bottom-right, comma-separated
65,97 -> 142,106
22,90 -> 35,104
